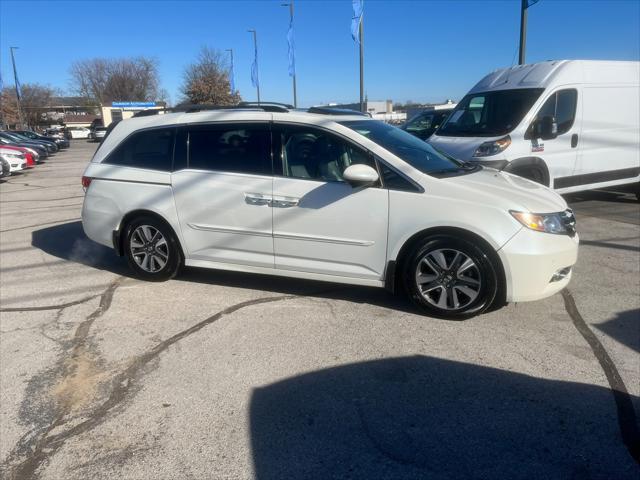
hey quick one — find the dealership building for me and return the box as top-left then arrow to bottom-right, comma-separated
100,101 -> 166,126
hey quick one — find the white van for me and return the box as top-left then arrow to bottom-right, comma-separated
81,105 -> 579,319
429,60 -> 640,196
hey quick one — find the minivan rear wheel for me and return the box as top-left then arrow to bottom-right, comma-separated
124,216 -> 182,281
403,235 -> 499,320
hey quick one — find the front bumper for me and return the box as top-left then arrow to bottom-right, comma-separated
498,228 -> 579,302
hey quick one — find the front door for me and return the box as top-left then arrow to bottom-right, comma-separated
271,124 -> 388,281
172,121 -> 274,268
527,88 -> 580,186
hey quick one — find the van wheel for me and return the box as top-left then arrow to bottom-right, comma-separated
124,216 -> 182,281
403,235 -> 498,320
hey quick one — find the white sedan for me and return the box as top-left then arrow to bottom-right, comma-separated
67,127 -> 91,139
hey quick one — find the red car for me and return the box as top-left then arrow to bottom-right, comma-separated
0,145 -> 36,168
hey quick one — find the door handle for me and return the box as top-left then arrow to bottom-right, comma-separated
244,193 -> 271,206
571,134 -> 578,148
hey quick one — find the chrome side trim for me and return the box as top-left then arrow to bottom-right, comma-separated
188,223 -> 374,246
187,223 -> 271,237
274,231 -> 374,246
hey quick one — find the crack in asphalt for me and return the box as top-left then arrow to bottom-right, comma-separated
562,288 -> 640,464
0,278 -> 124,480
2,291 -> 298,480
0,218 -> 81,234
0,294 -> 102,312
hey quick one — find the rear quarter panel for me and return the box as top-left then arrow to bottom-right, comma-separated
81,163 -> 182,249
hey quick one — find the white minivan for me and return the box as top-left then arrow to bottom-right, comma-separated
81,105 -> 579,319
429,60 -> 640,196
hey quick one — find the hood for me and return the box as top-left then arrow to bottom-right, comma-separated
429,134 -> 503,162
442,168 -> 567,213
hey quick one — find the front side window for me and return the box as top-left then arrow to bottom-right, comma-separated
275,125 -> 375,183
531,89 -> 577,136
437,88 -> 544,137
104,128 -> 174,171
187,124 -> 271,175
340,120 -> 472,178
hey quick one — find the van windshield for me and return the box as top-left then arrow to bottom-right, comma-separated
436,88 -> 544,137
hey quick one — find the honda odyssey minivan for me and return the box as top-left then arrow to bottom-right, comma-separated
81,105 -> 579,319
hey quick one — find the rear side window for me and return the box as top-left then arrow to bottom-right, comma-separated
105,128 -> 175,171
187,124 -> 271,175
533,89 -> 577,135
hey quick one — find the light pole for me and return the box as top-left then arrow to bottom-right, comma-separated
518,0 -> 539,65
518,0 -> 528,65
247,29 -> 260,104
10,46 -> 24,127
225,48 -> 235,96
358,16 -> 364,113
281,1 -> 297,108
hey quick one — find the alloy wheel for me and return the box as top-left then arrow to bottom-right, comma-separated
415,248 -> 482,310
130,225 -> 169,273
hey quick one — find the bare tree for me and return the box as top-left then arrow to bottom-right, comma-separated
69,56 -> 161,104
21,84 -> 58,127
0,87 -> 20,127
180,47 -> 240,105
1,84 -> 57,128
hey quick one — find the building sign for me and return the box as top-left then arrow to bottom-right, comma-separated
111,101 -> 157,108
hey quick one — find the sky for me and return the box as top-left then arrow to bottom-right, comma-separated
0,0 -> 639,107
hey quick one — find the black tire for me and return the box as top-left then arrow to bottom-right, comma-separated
402,235 -> 499,320
123,216 -> 182,281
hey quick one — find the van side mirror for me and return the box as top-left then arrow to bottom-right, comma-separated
343,164 -> 379,187
537,115 -> 558,140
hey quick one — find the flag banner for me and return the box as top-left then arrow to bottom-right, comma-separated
287,17 -> 296,77
351,0 -> 363,44
251,45 -> 259,88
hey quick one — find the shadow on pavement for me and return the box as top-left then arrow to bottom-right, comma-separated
250,355 -> 639,480
595,309 -> 640,353
564,189 -> 638,205
32,221 -> 130,276
31,221 -> 420,315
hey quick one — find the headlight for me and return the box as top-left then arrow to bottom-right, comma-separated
510,210 -> 567,234
0,153 -> 21,159
473,135 -> 511,157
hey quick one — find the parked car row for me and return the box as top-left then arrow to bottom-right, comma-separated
0,129 -> 68,178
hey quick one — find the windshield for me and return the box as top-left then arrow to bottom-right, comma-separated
340,120 -> 479,177
437,88 -> 544,137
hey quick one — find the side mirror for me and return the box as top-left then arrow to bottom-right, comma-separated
343,164 -> 379,187
537,115 -> 558,140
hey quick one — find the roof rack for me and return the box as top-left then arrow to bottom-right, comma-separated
170,103 -> 291,114
307,106 -> 368,116
238,101 -> 292,112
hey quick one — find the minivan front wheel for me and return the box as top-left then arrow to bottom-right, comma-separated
403,235 -> 498,320
124,217 -> 182,281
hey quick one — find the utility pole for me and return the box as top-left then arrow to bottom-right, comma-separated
248,29 -> 260,104
10,46 -> 24,127
358,12 -> 364,113
518,0 -> 528,65
225,48 -> 235,96
282,1 -> 297,108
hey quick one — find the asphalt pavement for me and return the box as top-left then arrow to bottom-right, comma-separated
1,141 -> 638,480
